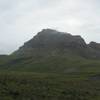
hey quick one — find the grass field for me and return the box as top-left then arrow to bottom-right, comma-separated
0,71 -> 100,100
0,55 -> 100,100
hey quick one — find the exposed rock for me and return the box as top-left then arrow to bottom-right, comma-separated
88,41 -> 100,51
13,29 -> 100,59
18,29 -> 87,51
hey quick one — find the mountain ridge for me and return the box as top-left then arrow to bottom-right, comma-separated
13,29 -> 100,59
0,29 -> 100,73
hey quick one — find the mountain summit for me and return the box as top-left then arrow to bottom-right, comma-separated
13,29 -> 100,59
1,29 -> 100,73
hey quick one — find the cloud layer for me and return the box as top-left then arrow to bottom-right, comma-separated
0,0 -> 100,54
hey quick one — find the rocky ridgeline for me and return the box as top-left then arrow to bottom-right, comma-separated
14,29 -> 100,59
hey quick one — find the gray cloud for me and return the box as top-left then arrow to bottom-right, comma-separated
0,0 -> 100,54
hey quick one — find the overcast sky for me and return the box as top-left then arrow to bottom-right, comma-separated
0,0 -> 100,54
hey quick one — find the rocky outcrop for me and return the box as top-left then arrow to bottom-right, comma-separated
88,42 -> 100,51
19,29 -> 87,50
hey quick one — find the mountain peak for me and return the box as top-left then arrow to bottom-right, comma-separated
24,29 -> 87,49
37,28 -> 71,36
13,29 -> 89,57
41,28 -> 58,33
13,29 -> 100,59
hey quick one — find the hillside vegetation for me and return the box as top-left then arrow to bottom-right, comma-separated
0,29 -> 100,100
0,72 -> 100,100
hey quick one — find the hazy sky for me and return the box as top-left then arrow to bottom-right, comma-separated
0,0 -> 100,54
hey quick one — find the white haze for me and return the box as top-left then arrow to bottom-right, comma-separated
0,0 -> 100,54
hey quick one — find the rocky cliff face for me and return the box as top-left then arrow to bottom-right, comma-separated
88,42 -> 100,51
24,29 -> 87,49
13,29 -> 100,59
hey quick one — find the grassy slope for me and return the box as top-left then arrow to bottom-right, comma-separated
1,55 -> 100,73
0,55 -> 100,100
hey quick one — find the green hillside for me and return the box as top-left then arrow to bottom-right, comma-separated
0,55 -> 100,73
0,29 -> 100,100
0,29 -> 100,73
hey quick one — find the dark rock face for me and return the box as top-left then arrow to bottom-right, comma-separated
87,42 -> 100,59
88,42 -> 100,51
14,29 -> 100,59
20,29 -> 87,50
